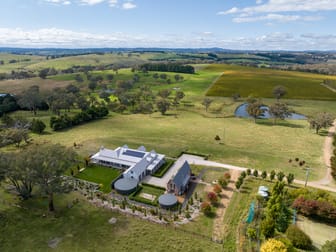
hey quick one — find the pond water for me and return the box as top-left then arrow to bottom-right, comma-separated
234,103 -> 307,120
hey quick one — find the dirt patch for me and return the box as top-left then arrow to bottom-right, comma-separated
0,78 -> 71,94
211,169 -> 241,242
139,193 -> 156,201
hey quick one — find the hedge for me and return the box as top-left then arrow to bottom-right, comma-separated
151,159 -> 174,178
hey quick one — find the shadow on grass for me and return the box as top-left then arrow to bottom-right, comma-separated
318,130 -> 329,136
256,120 -> 305,128
204,211 -> 217,219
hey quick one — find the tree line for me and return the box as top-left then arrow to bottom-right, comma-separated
139,63 -> 195,74
50,105 -> 109,131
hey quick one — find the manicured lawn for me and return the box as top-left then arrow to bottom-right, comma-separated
75,164 -> 121,193
0,191 -> 222,252
130,184 -> 165,206
206,64 -> 336,100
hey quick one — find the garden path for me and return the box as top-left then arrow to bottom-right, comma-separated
211,169 -> 240,243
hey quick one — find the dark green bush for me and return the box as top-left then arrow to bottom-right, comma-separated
30,119 -> 46,134
285,224 -> 312,250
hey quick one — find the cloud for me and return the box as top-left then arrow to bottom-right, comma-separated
233,13 -> 323,23
44,0 -> 71,5
79,0 -> 105,5
220,0 -> 336,15
218,0 -> 334,23
0,27 -> 336,50
43,0 -> 136,9
122,2 -> 136,9
108,0 -> 118,7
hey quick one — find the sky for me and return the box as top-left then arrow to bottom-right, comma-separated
0,0 -> 336,50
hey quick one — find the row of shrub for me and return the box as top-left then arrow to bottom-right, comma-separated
331,134 -> 336,180
151,159 -> 174,178
292,196 -> 336,223
50,105 -> 108,131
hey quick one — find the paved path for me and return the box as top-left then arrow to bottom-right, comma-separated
145,121 -> 336,193
179,153 -> 336,193
142,157 -> 187,187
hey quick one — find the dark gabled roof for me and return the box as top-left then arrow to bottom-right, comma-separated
172,161 -> 190,188
123,149 -> 146,158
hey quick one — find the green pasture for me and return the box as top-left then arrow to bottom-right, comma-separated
25,53 -> 151,70
206,64 -> 336,100
0,53 -> 45,73
27,109 -> 326,181
75,164 -> 121,193
0,191 -> 221,252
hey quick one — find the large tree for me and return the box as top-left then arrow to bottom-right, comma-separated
308,112 -> 334,134
18,85 -> 42,116
1,151 -> 34,199
246,101 -> 266,123
272,85 -> 287,101
269,102 -> 292,124
31,144 -> 77,211
156,98 -> 170,115
202,98 -> 213,112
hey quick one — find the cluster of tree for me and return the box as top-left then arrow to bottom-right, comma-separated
261,182 -> 292,238
0,70 -> 36,80
246,99 -> 266,123
139,63 -> 195,74
17,85 -> 49,115
0,94 -> 19,116
0,144 -> 77,211
50,105 -> 108,131
218,172 -> 231,188
308,112 -> 334,134
235,169 -> 294,190
156,89 -> 185,115
109,83 -> 155,114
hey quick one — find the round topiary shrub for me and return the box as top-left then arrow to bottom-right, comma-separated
260,238 -> 287,252
285,224 -> 312,250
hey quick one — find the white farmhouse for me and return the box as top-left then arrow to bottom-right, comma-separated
90,145 -> 165,182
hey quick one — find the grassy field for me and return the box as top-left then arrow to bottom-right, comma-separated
26,110 -> 326,181
0,190 -> 222,252
0,53 -> 45,73
206,64 -> 336,100
0,77 -> 71,94
75,164 -> 121,193
297,216 -> 336,249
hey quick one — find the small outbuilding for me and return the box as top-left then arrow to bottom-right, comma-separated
114,178 -> 138,195
158,193 -> 178,209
